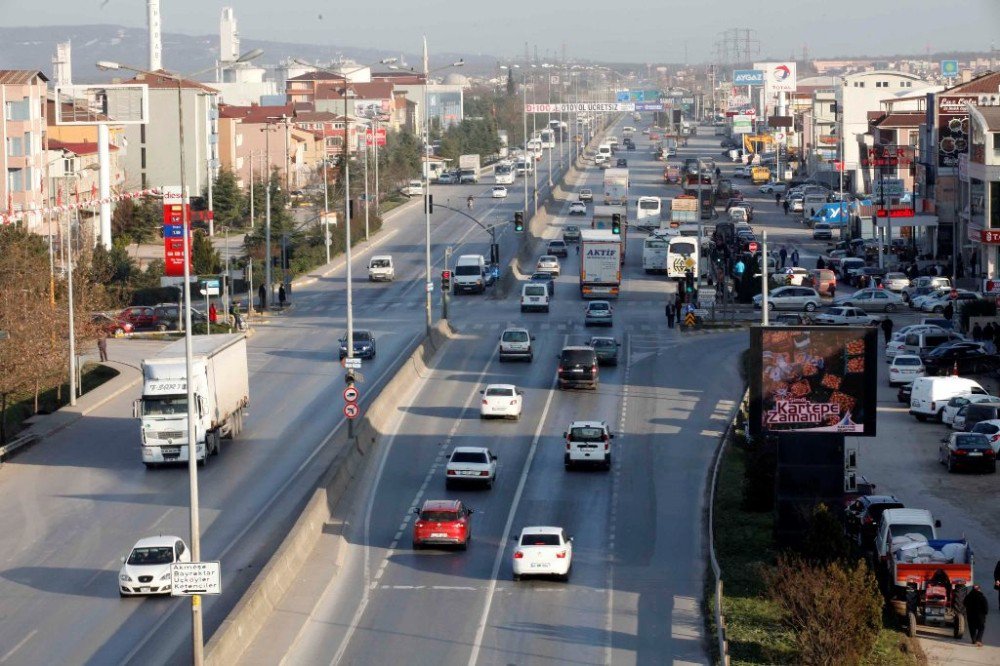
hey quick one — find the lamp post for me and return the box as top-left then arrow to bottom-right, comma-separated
96,47 -> 262,666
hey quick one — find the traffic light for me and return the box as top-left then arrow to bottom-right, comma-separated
611,213 -> 621,235
344,370 -> 356,385
514,211 -> 524,233
441,269 -> 451,291
424,194 -> 433,214
685,270 -> 695,294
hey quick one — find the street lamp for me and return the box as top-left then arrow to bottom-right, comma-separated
96,46 -> 262,666
63,162 -> 100,407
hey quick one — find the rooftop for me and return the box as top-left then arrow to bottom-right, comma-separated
0,69 -> 48,85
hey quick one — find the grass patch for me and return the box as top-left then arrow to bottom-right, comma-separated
1,362 -> 120,441
710,438 -> 923,666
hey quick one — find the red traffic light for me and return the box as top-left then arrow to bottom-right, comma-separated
441,270 -> 452,279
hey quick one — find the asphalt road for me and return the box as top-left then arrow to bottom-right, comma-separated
267,119 -> 746,665
0,158 -> 555,664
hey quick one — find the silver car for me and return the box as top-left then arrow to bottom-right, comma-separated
753,286 -> 822,312
813,307 -> 877,326
883,272 -> 910,292
832,288 -> 904,312
584,300 -> 614,326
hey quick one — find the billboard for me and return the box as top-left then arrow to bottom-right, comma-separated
749,326 -> 878,436
941,60 -> 959,78
732,114 -> 753,134
353,99 -> 391,121
525,102 -> 636,113
162,186 -> 192,277
733,69 -> 764,86
937,95 -> 976,169
755,62 -> 797,93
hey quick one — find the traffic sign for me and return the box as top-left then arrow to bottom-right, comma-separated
344,386 -> 359,402
748,241 -> 759,253
684,312 -> 697,327
344,403 -> 360,419
343,357 -> 362,369
170,561 -> 222,596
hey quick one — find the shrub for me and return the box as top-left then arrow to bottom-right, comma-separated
765,555 -> 883,666
800,503 -> 852,564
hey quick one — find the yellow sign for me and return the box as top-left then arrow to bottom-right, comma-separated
685,313 -> 697,327
684,257 -> 695,269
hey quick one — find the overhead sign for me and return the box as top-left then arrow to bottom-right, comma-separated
872,178 -> 905,197
941,60 -> 959,78
200,278 -> 221,296
635,102 -> 664,112
981,231 -> 1000,245
525,103 -> 635,113
733,69 -> 764,86
170,561 -> 222,596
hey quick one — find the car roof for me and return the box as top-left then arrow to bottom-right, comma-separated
133,535 -> 183,549
421,499 -> 462,511
502,326 -> 529,333
589,336 -> 616,343
520,526 -> 564,535
484,383 -> 517,391
881,508 -> 933,524
562,345 -> 596,352
371,254 -> 392,261
548,239 -> 566,244
858,495 -> 902,505
569,420 -> 607,428
452,446 -> 490,454
588,300 -> 611,306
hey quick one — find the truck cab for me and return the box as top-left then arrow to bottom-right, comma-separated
875,508 -> 940,567
453,254 -> 487,294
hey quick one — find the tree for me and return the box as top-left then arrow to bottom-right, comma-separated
192,231 -> 221,275
207,169 -> 246,230
111,195 -> 161,244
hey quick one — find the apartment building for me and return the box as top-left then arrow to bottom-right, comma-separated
1,70 -> 49,232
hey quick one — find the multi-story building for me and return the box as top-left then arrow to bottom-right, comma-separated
1,70 -> 49,233
117,70 -> 219,195
965,103 -> 1000,278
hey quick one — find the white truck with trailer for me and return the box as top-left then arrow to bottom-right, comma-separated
135,334 -> 249,467
458,154 -> 481,184
579,229 -> 622,298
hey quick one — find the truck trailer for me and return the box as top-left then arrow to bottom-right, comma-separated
134,334 -> 250,467
580,229 -> 622,298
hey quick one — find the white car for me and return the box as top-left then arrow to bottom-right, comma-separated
445,447 -> 498,488
883,272 -> 910,292
885,324 -> 949,360
512,526 -> 573,581
536,255 -> 561,276
118,535 -> 190,597
564,420 -> 613,470
920,290 -> 983,314
492,185 -> 508,198
812,306 -> 877,326
759,182 -> 788,194
568,201 -> 587,216
888,354 -> 926,387
479,384 -> 523,420
752,286 -> 822,312
945,393 -> 998,428
970,419 -> 1000,451
770,267 -> 811,287
367,255 -> 394,282
734,165 -> 752,178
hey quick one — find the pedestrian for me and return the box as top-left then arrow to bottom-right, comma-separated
829,281 -> 836,298
816,256 -> 826,270
258,282 -> 267,311
278,284 -> 287,308
674,294 -> 683,322
783,199 -> 789,215
97,334 -> 108,363
944,301 -> 954,322
666,302 -> 675,328
973,322 -> 984,342
209,302 -> 218,325
965,584 -> 989,647
779,247 -> 787,269
994,559 -> 1000,608
775,192 -> 781,206
881,317 -> 894,344
791,249 -> 799,268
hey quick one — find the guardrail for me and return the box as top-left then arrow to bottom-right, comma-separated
0,431 -> 39,462
708,389 -> 748,665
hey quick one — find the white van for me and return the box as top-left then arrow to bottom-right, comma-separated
563,420 -> 613,470
453,254 -> 486,294
520,283 -> 550,313
597,143 -> 612,159
367,255 -> 394,282
910,376 -> 987,422
900,330 -> 964,357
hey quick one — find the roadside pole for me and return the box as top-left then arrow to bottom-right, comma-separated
762,230 -> 769,325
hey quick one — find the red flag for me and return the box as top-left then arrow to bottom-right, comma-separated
91,183 -> 98,199
56,190 -> 62,207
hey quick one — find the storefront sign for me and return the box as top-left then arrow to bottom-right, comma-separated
980,230 -> 1000,244
937,95 -> 976,169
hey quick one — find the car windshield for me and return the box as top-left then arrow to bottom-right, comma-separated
127,546 -> 175,566
955,434 -> 990,448
973,423 -> 1000,434
502,330 -> 528,343
549,242 -> 565,248
588,303 -> 610,312
486,387 -> 514,397
531,273 -> 551,281
570,426 -> 606,441
420,511 -> 459,522
566,226 -> 579,232
371,259 -> 390,268
142,397 -> 188,416
671,242 -> 696,255
590,338 -> 615,349
524,286 -> 546,296
561,350 -> 595,364
639,199 -> 659,210
451,451 -> 488,464
895,357 -> 922,367
455,265 -> 481,276
349,332 -> 372,342
521,533 -> 560,546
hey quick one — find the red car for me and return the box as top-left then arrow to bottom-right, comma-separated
92,312 -> 134,337
118,306 -> 167,332
412,499 -> 473,550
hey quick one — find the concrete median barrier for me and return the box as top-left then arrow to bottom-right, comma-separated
205,320 -> 455,666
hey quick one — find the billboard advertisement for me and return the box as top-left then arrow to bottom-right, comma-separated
733,69 -> 764,86
749,326 -> 878,436
755,62 -> 797,93
732,114 -> 753,134
365,126 -> 387,147
937,95 -> 976,169
353,99 -> 391,121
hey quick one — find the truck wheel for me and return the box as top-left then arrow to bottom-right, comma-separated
907,611 -> 918,637
915,414 -> 927,422
954,612 -> 966,639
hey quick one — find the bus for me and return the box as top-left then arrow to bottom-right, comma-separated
539,129 -> 555,149
636,196 -> 662,229
495,162 -> 515,184
667,235 -> 699,280
642,235 -> 669,273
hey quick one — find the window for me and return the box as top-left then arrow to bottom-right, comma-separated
23,132 -> 31,154
993,134 -> 1000,153
5,98 -> 30,121
829,103 -> 837,113
7,136 -> 23,157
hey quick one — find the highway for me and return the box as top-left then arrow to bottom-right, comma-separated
259,121 -> 746,665
0,157 -> 548,664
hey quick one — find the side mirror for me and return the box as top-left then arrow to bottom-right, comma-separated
120,556 -> 126,564
562,432 -> 568,438
510,534 -> 519,541
568,536 -> 574,542
609,434 -> 615,439
491,454 -> 498,461
531,335 -> 536,340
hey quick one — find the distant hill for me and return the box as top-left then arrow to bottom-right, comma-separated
0,24 -> 497,83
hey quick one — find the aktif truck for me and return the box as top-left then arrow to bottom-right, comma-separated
134,334 -> 250,467
579,229 -> 622,298
459,154 -> 481,184
603,168 -> 629,206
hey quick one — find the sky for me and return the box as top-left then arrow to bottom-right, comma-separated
0,0 -> 997,64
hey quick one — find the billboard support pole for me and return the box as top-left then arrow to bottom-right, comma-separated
761,230 -> 769,325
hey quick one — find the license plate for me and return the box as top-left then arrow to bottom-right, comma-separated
969,452 -> 982,457
572,368 -> 583,373
140,587 -> 151,593
460,470 -> 478,476
162,447 -> 180,455
431,533 -> 447,538
530,563 -> 548,569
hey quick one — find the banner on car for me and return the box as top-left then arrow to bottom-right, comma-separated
749,325 -> 878,436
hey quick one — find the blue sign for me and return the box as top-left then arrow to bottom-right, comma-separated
616,91 -> 630,102
733,69 -> 764,86
941,60 -> 959,78
635,102 -> 664,112
163,224 -> 185,238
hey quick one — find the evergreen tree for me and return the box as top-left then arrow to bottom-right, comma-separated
208,169 -> 246,230
192,231 -> 221,275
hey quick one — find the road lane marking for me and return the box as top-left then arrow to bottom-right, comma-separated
605,333 -> 630,665
465,335 -> 565,666
0,629 -> 37,663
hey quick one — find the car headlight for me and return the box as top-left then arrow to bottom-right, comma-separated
120,573 -> 132,582
160,572 -> 172,580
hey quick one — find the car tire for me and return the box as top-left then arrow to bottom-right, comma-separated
990,462 -> 997,474
527,353 -> 533,363
947,457 -> 954,473
933,306 -> 944,314
113,327 -> 125,337
156,324 -> 168,332
885,304 -> 896,313
915,414 -> 927,422
805,302 -> 817,312
513,573 -> 521,582
499,355 -> 506,363
458,540 -> 468,551
413,541 -> 422,550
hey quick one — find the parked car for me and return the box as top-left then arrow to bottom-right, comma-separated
92,312 -> 133,337
436,172 -> 457,184
832,288 -> 904,312
850,266 -> 888,288
970,419 -> 1000,451
902,276 -> 951,303
812,223 -> 833,240
844,495 -> 905,550
813,306 -> 877,326
922,343 -> 1000,376
938,433 -> 996,473
807,269 -> 838,297
118,306 -> 166,332
888,354 -> 926,387
412,499 -> 473,550
150,304 -> 207,331
883,272 -> 910,292
770,267 -> 811,287
752,286 -> 822,312
958,401 -> 1000,432
759,182 -> 788,194
920,289 -> 983,314
589,337 -> 620,366
943,393 -> 998,427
